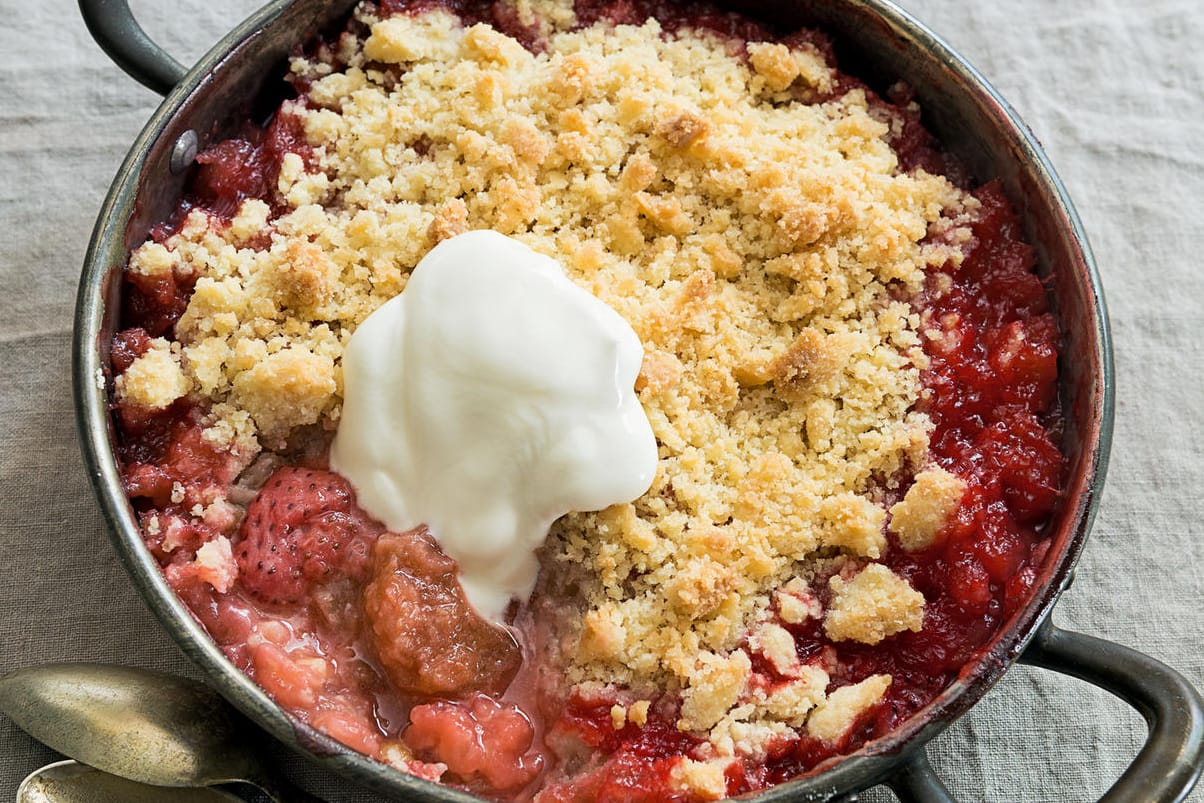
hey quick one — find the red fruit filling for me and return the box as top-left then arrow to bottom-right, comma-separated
539,695 -> 706,803
408,694 -> 544,791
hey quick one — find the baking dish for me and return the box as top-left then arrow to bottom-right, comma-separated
73,0 -> 1204,799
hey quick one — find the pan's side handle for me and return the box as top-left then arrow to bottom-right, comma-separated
887,752 -> 956,803
79,0 -> 186,96
883,620 -> 1204,802
1019,621 -> 1204,802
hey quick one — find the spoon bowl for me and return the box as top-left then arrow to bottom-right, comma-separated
0,663 -> 327,800
0,662 -> 260,788
17,760 -> 245,803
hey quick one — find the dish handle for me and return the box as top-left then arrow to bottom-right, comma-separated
78,0 -> 186,96
885,620 -> 1204,803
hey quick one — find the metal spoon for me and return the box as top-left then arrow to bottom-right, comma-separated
18,759 -> 244,803
0,663 -> 319,802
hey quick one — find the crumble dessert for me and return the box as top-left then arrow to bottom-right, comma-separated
108,0 -> 1064,800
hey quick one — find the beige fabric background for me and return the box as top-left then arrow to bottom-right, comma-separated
1,1 -> 1201,800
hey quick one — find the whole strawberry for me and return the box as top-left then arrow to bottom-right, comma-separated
235,467 -> 380,605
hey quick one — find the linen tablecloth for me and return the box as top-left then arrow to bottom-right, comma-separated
2,1 -> 1201,800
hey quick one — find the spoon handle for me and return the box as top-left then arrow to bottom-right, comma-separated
248,777 -> 329,803
18,760 -> 246,803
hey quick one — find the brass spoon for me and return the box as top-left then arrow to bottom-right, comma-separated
17,760 -> 244,803
0,663 -> 319,802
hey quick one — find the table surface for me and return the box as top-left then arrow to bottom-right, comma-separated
2,1 -> 1201,801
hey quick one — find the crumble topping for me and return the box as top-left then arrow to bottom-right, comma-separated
888,465 -> 967,551
112,0 -> 996,760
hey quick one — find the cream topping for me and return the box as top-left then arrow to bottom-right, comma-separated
331,230 -> 658,622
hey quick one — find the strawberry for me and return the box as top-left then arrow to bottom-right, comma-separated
235,467 -> 379,605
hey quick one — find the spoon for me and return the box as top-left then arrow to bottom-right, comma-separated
0,663 -> 320,802
18,760 -> 245,803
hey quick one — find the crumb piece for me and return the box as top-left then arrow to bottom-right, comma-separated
273,240 -> 338,312
629,699 -> 651,726
656,109 -> 708,148
668,758 -> 730,800
380,741 -> 414,770
732,328 -> 851,392
230,199 -> 271,244
747,42 -> 799,92
201,499 -> 239,533
776,578 -> 822,625
115,338 -> 191,409
230,347 -> 336,444
667,553 -> 735,617
500,116 -> 550,166
804,397 -> 836,451
128,242 -> 174,277
771,328 -> 853,395
679,651 -> 751,731
793,49 -> 834,94
705,711 -> 793,760
824,564 -> 925,645
277,151 -> 330,207
820,493 -> 887,558
763,192 -> 841,247
635,191 -> 693,235
888,466 -> 966,551
201,405 -> 259,457
427,198 -> 469,244
193,536 -> 237,593
635,349 -> 683,394
750,623 -> 799,677
610,704 -> 627,730
364,13 -> 463,64
579,606 -> 626,661
702,233 -> 742,279
806,674 -> 891,745
463,22 -> 529,65
161,516 -> 188,552
758,664 -> 829,727
619,152 -> 657,193
548,52 -> 595,105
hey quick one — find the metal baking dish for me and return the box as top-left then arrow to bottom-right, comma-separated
73,0 -> 1204,799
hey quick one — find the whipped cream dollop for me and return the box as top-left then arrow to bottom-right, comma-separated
331,230 -> 658,623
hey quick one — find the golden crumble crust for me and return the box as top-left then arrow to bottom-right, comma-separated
124,0 -> 984,754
